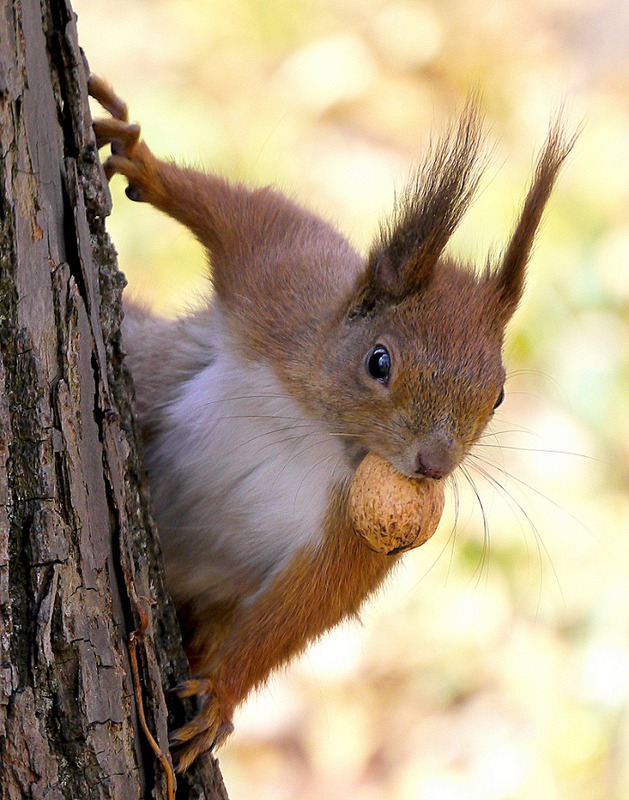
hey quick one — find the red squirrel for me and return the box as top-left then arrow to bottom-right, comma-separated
89,76 -> 571,771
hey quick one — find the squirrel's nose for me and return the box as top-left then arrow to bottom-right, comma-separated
415,455 -> 447,480
414,435 -> 456,480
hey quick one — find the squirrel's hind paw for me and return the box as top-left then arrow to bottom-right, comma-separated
170,680 -> 235,772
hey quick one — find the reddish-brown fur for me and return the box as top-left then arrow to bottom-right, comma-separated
173,486 -> 394,768
89,75 -> 573,770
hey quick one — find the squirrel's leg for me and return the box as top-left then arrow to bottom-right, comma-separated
88,75 -> 252,260
88,75 -> 354,327
171,499 -> 395,771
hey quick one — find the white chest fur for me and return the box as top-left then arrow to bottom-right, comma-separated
145,338 -> 350,609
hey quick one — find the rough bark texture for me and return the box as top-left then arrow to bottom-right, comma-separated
0,1 -> 228,797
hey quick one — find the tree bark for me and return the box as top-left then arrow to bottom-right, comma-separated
0,1 -> 228,797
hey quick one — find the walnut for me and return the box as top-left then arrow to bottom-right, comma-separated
349,453 -> 445,555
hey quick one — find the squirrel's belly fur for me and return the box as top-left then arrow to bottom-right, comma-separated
123,303 -> 351,610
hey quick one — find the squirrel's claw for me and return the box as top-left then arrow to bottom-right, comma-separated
89,75 -> 161,204
88,74 -> 129,122
101,153 -> 148,202
92,116 -> 140,152
170,680 -> 235,772
173,677 -> 212,699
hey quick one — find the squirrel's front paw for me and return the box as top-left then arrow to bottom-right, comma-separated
170,678 -> 235,772
88,75 -> 159,203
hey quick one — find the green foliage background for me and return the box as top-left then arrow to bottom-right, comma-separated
77,1 -> 629,797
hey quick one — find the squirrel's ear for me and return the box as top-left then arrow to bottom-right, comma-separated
491,119 -> 575,325
366,101 -> 486,300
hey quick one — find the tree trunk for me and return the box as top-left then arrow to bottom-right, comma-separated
0,1 -> 228,797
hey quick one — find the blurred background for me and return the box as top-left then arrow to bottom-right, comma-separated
76,1 -> 629,797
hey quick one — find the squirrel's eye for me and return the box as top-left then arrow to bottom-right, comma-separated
493,387 -> 505,410
366,345 -> 391,384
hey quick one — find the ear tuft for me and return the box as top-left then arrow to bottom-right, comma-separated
492,116 -> 577,323
368,98 -> 487,300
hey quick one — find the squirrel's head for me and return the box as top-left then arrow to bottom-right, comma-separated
310,107 -> 573,480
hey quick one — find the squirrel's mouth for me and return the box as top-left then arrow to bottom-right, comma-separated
343,434 -> 459,485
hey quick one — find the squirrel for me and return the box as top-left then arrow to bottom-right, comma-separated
88,75 -> 572,771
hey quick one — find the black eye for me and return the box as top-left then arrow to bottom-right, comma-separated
366,345 -> 391,384
493,387 -> 505,410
